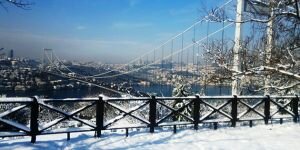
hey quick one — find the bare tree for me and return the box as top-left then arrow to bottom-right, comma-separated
0,0 -> 33,11
201,0 -> 300,95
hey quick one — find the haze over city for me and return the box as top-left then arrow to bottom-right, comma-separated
0,0 -> 226,63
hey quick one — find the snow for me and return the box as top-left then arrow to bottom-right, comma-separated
40,118 -> 66,131
0,132 -> 26,137
1,123 -> 300,150
0,98 -> 32,103
0,105 -> 28,118
42,127 -> 93,134
72,118 -> 95,128
39,102 -> 69,116
40,97 -> 98,102
105,102 -> 150,125
0,118 -> 30,133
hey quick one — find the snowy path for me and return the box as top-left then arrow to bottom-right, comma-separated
1,123 -> 300,150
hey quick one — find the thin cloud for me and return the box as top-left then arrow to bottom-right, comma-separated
169,8 -> 195,16
128,0 -> 142,7
76,25 -> 86,30
112,22 -> 153,29
155,32 -> 175,41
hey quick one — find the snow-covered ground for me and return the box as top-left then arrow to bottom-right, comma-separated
1,123 -> 300,150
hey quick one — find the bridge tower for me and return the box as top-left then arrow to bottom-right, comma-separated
42,48 -> 54,70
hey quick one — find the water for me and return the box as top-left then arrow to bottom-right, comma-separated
1,85 -> 231,98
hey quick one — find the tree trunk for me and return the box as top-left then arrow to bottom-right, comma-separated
264,8 -> 274,95
232,0 -> 244,95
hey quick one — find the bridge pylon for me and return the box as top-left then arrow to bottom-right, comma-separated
42,48 -> 54,70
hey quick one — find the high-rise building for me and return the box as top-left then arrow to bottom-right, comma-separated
9,49 -> 14,59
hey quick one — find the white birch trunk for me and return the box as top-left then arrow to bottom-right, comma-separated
232,0 -> 244,95
264,8 -> 274,95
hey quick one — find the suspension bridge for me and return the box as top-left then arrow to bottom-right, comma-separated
41,0 -> 238,97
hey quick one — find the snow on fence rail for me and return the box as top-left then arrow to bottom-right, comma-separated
0,95 -> 299,143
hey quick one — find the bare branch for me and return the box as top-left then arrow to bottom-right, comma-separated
296,0 -> 300,18
1,0 -> 33,10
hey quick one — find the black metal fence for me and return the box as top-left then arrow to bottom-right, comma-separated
0,95 -> 299,143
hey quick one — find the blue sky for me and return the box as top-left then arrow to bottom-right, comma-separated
0,0 -> 231,63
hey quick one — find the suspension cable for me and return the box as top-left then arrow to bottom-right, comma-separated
91,22 -> 234,79
48,0 -> 234,79
68,0 -> 234,78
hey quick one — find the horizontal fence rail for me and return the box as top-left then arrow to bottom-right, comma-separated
0,95 -> 299,143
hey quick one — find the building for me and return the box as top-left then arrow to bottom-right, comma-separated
9,49 -> 14,59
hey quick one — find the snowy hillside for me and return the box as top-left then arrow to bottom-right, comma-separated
1,123 -> 300,150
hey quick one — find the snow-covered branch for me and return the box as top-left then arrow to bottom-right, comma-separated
217,63 -> 300,80
251,81 -> 300,92
261,66 -> 300,80
286,46 -> 299,65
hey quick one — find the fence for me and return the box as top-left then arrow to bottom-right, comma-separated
0,95 -> 299,143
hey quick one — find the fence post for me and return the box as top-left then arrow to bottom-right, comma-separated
231,95 -> 238,127
149,96 -> 157,133
173,125 -> 177,133
264,95 -> 271,124
193,95 -> 200,130
292,95 -> 299,123
249,120 -> 253,128
125,128 -> 129,137
30,97 -> 39,143
213,122 -> 218,130
96,96 -> 104,137
67,132 -> 70,141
